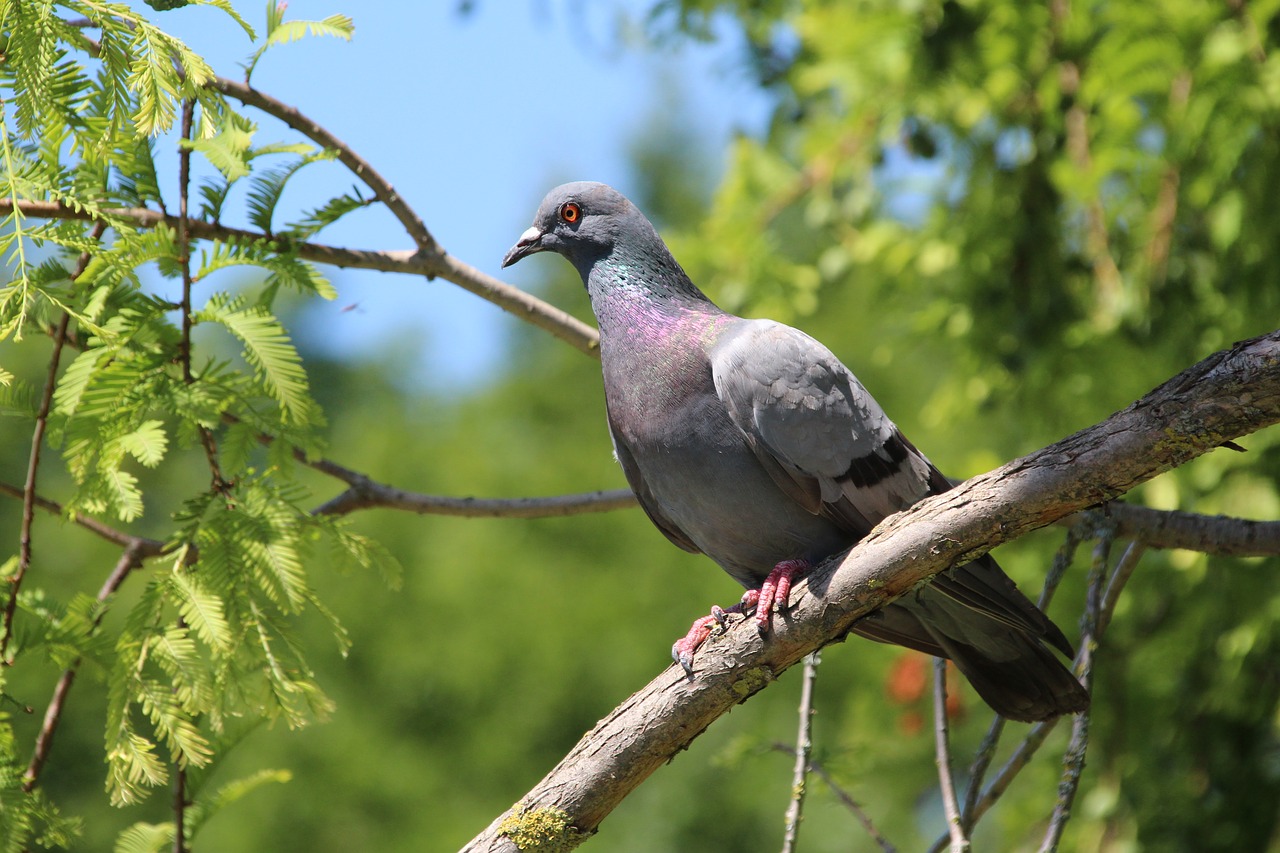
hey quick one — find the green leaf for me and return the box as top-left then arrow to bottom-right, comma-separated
186,768 -> 291,837
267,15 -> 356,47
169,571 -> 232,653
244,150 -> 336,234
182,114 -> 255,180
246,2 -> 353,81
114,822 -> 173,853
118,420 -> 169,468
283,188 -> 374,240
104,468 -> 144,522
195,295 -> 314,425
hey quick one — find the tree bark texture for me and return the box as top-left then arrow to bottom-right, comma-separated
462,330 -> 1280,852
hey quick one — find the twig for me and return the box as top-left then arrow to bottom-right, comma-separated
0,481 -> 167,553
0,197 -> 602,357
1,223 -> 104,663
1099,540 -> 1145,636
806,756 -> 897,852
769,743 -> 896,853
173,765 -> 188,853
934,658 -> 969,852
23,541 -> 150,790
937,528 -> 1124,852
1039,534 -> 1110,851
209,76 -> 441,261
177,99 -> 227,494
937,515 -> 1089,849
781,652 -> 819,853
313,481 -> 636,519
1,312 -> 69,663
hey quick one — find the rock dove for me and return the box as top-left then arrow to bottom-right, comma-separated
503,182 -> 1089,722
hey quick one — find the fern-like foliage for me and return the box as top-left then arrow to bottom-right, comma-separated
0,1 -> 395,848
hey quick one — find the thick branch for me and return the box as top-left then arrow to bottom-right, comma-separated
462,331 -> 1280,852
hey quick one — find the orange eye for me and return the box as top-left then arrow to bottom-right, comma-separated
560,202 -> 581,223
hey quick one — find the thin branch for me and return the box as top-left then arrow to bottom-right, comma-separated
23,541 -> 149,790
313,481 -> 636,519
933,658 -> 969,853
177,99 -> 227,494
769,744 -> 897,853
1,312 -> 69,663
781,652 -> 819,853
0,481 -> 167,553
463,331 -> 1280,852
1099,540 -> 1146,636
0,197 -> 601,357
209,76 -> 440,261
942,501 -> 1086,848
173,765 -> 188,853
961,718 -> 1062,835
943,535 -> 1144,852
1039,534 -> 1110,851
2,224 -> 104,663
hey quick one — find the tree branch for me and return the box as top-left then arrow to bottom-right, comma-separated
24,539 -> 151,790
209,76 -> 441,261
781,652 -> 819,853
462,330 -> 1280,852
934,658 -> 969,853
0,198 -> 601,357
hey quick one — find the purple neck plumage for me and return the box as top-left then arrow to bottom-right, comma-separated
581,237 -> 723,343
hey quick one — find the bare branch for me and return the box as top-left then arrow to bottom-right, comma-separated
220,411 -> 637,519
0,481 -> 167,554
806,757 -> 897,852
770,743 -> 897,852
209,76 -> 441,260
0,197 -> 601,357
1040,534 -> 1110,851
313,481 -> 636,520
781,652 -> 819,853
934,658 -> 969,852
1064,502 -> 1280,556
462,331 -> 1280,851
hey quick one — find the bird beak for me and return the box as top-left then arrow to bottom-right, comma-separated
501,226 -> 545,268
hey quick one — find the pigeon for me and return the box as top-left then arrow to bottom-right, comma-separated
503,181 -> 1089,722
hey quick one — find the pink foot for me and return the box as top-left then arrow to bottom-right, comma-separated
670,559 -> 810,676
755,559 -> 809,635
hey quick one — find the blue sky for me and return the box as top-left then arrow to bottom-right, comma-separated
137,1 -> 774,387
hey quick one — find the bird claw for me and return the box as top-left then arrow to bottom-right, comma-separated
754,559 -> 809,636
670,561 -> 810,675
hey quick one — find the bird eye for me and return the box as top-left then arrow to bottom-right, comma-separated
560,202 -> 581,223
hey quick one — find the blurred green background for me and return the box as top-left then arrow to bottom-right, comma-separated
3,1 -> 1279,851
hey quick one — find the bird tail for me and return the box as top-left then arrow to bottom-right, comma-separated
852,558 -> 1089,722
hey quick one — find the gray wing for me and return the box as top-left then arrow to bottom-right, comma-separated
709,319 -> 1068,650
709,319 -> 936,535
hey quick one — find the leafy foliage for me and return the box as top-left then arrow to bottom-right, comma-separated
0,1 -> 386,848
0,0 -> 1276,851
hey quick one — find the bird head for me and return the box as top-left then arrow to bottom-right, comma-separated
502,181 -> 637,276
